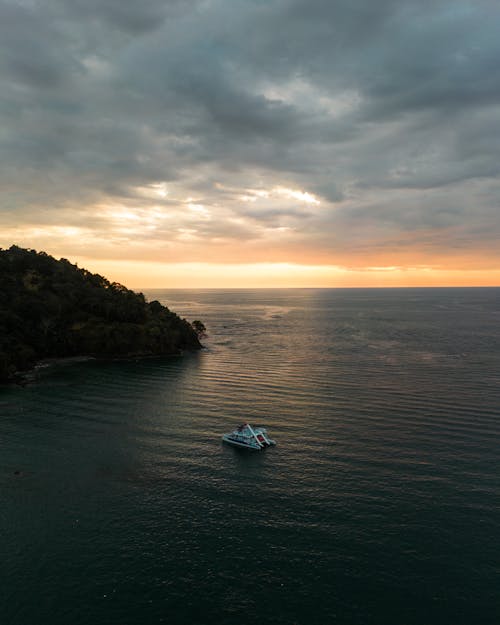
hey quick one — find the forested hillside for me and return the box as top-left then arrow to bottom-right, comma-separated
0,246 -> 202,382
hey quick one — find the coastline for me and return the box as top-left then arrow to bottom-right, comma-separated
6,348 -> 203,387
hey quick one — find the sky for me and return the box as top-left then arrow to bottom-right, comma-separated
1,0 -> 500,288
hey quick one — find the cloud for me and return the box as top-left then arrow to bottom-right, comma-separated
0,0 -> 499,271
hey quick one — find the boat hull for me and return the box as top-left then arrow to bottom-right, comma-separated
222,424 -> 276,451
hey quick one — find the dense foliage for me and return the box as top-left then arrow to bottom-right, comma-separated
0,246 -> 202,381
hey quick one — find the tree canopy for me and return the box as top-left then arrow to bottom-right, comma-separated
0,246 -> 202,382
191,320 -> 207,338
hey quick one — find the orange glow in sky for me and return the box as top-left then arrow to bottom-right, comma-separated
2,212 -> 499,288
68,258 -> 500,289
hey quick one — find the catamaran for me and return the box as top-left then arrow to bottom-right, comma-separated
222,423 -> 276,450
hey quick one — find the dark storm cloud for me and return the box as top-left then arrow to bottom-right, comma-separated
59,0 -> 171,34
1,0 -> 499,263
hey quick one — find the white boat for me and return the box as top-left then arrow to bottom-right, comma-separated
222,423 -> 276,450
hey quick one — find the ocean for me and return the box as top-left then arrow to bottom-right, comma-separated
1,288 -> 499,624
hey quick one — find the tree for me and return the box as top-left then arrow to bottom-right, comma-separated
191,320 -> 207,338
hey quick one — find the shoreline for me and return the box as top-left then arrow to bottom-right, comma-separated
5,348 -> 202,387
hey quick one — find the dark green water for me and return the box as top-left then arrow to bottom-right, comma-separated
2,288 -> 500,624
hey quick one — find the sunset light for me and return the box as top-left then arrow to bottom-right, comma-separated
0,0 -> 498,288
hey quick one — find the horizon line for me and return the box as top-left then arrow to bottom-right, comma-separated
136,284 -> 500,290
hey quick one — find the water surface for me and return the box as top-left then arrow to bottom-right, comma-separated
2,288 -> 500,624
